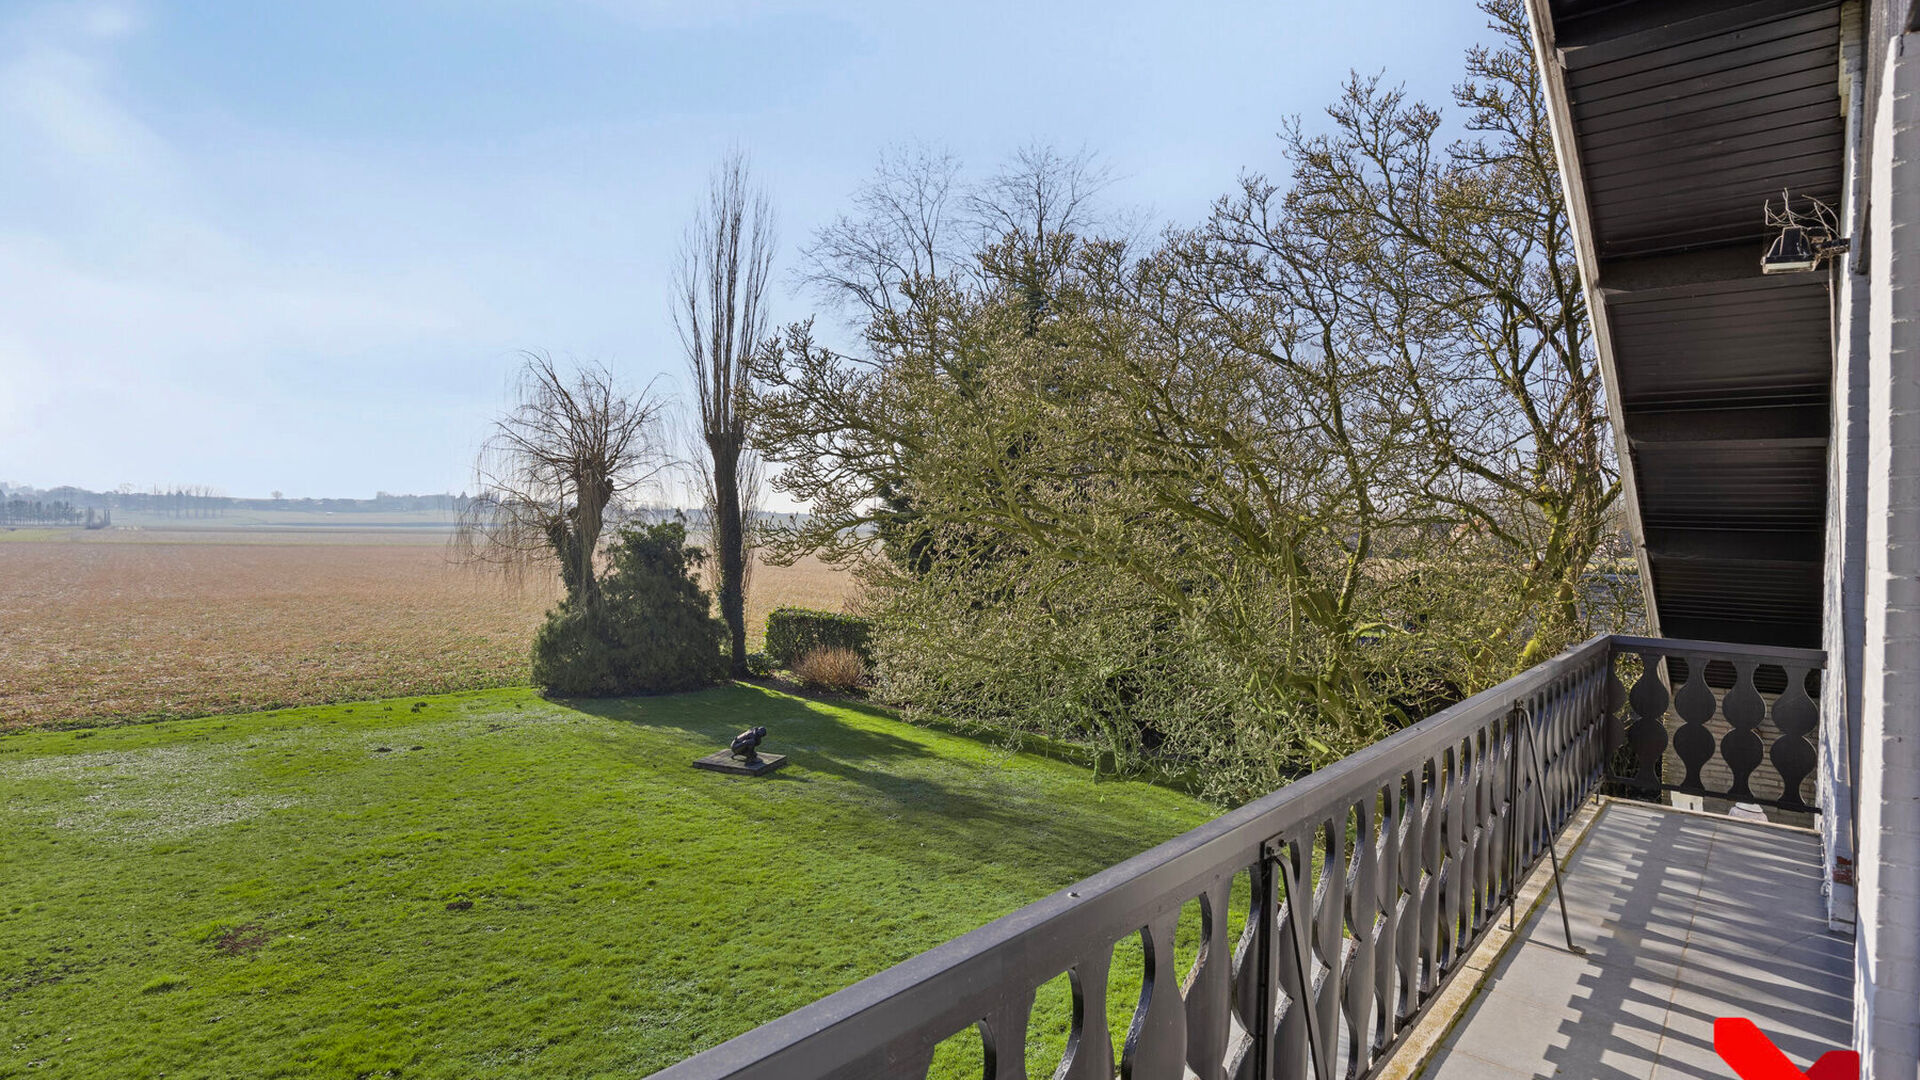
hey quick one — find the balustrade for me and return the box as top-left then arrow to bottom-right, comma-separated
1607,635 -> 1825,813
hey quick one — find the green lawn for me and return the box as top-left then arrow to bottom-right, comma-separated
0,685 -> 1224,1079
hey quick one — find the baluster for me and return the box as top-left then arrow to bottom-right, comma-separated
1394,772 -> 1423,1025
1541,690 -> 1563,828
1530,690 -> 1552,811
1580,662 -> 1601,787
1492,713 -> 1514,914
1185,879 -> 1233,1080
1720,660 -> 1765,803
1477,721 -> 1503,924
1584,657 -> 1609,787
1463,728 -> 1489,932
1506,705 -> 1529,890
1554,683 -> 1574,813
1229,871 -> 1260,1075
1416,758 -> 1443,999
1604,650 -> 1629,770
982,990 -> 1038,1080
1343,799 -> 1379,1077
1505,699 -> 1520,876
1515,706 -> 1536,870
1543,684 -> 1559,818
1056,945 -> 1115,1080
1403,773 -> 1427,1017
1671,653 -> 1716,794
1374,781 -> 1405,1052
1625,648 -> 1671,796
1770,664 -> 1819,811
1517,702 -> 1535,866
1523,693 -> 1546,829
1443,744 -> 1470,970
1432,752 -> 1454,966
1578,665 -> 1593,784
1456,734 -> 1475,934
1123,912 -> 1188,1080
1542,691 -> 1563,825
1548,685 -> 1571,821
1568,665 -> 1587,787
1313,820 -> 1345,1077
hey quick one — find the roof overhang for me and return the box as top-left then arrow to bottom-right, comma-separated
1525,0 -> 1846,649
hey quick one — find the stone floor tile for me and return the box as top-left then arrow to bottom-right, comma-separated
1416,802 -> 1853,1080
1424,1043 -> 1545,1079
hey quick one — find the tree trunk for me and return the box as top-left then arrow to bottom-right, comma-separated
710,434 -> 749,676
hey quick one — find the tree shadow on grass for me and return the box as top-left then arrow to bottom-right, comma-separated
561,684 -> 1193,891
561,683 -> 928,766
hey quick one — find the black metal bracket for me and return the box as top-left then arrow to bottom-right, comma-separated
1514,701 -> 1586,956
1262,836 -> 1331,1080
1251,844 -> 1276,1080
1507,723 -> 1521,934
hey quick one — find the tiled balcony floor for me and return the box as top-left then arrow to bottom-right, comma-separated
1423,801 -> 1854,1080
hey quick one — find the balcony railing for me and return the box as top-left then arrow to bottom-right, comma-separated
1608,635 -> 1826,814
655,633 -> 1824,1080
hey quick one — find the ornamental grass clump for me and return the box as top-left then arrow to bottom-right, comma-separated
791,646 -> 866,693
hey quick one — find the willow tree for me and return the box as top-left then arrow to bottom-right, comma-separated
454,352 -> 670,610
676,152 -> 775,676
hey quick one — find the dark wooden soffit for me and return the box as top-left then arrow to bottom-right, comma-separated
1528,0 -> 1844,649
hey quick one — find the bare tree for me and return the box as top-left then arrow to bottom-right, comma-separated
964,143 -> 1114,279
454,351 -> 670,610
799,142 -> 1115,328
800,141 -> 962,324
675,151 -> 775,675
1279,0 -> 1618,671
755,143 -> 1121,569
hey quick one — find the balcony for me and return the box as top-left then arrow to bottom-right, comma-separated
653,634 -> 1841,1080
1424,800 -> 1851,1079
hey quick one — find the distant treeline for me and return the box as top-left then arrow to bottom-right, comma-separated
1,500 -> 105,526
0,484 -> 794,526
0,485 -> 474,517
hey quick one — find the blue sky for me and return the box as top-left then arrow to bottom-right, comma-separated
1,0 -> 1497,501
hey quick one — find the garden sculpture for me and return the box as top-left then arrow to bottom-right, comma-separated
730,726 -> 769,764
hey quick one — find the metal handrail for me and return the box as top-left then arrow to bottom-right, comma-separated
1609,634 -> 1826,666
655,635 -> 1623,1080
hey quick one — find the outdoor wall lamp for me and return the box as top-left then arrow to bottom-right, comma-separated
1761,189 -> 1850,273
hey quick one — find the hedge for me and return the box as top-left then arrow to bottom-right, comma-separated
764,607 -> 873,669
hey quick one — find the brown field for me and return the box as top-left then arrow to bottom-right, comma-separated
0,527 -> 855,730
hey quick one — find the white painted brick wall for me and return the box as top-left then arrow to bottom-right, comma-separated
1825,1 -> 1867,931
1857,29 -> 1920,1076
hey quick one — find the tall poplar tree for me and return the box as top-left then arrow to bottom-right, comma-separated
675,152 -> 775,676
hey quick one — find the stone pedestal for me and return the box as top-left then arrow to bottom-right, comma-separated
692,750 -> 788,776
